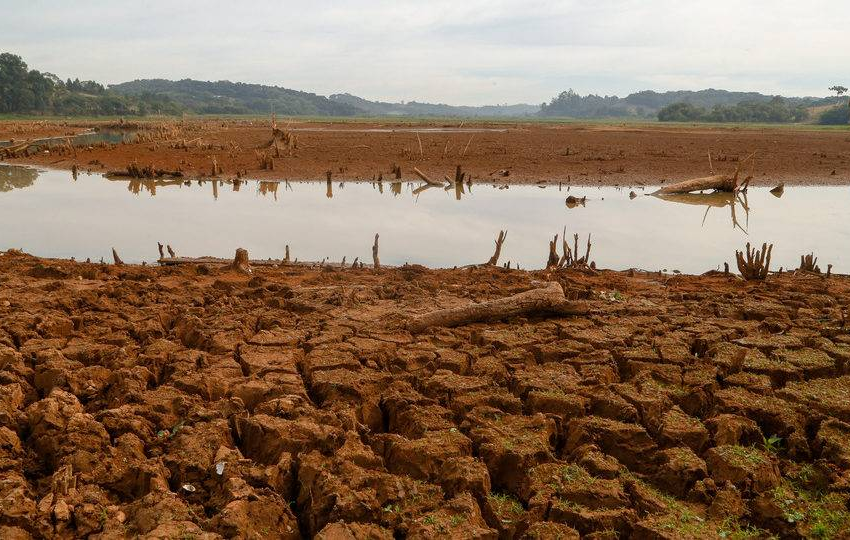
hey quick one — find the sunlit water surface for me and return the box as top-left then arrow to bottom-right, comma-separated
1,164 -> 847,273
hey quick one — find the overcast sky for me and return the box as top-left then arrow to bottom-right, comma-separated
6,0 -> 848,105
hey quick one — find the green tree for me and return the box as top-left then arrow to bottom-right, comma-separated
0,53 -> 30,112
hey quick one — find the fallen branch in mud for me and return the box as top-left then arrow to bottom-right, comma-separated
736,242 -> 772,280
0,141 -> 31,158
412,167 -> 443,186
408,281 -> 587,332
106,162 -> 183,179
655,152 -> 756,195
486,230 -> 507,265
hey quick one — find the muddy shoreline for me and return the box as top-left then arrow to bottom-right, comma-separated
2,119 -> 849,186
1,250 -> 849,537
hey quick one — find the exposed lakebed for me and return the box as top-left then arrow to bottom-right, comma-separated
1,164 -> 847,273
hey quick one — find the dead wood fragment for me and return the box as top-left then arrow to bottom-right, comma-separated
412,167 -> 442,186
157,243 -> 164,259
112,248 -> 124,266
408,281 -> 587,333
284,245 -> 290,263
735,242 -> 772,280
656,152 -> 756,195
486,230 -> 507,266
547,235 -> 560,268
372,234 -> 380,269
565,195 -> 587,208
167,245 -> 176,258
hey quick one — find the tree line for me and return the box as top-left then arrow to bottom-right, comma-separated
0,53 -> 182,116
657,97 -> 809,123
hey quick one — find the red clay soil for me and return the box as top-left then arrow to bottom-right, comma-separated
1,249 -> 849,538
2,119 -> 850,186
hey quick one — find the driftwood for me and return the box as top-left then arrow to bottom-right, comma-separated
412,167 -> 443,186
167,245 -> 176,258
408,281 -> 587,333
284,245 -> 291,263
158,256 -> 354,268
106,162 -> 183,179
157,242 -> 165,259
487,230 -> 507,265
736,242 -> 772,280
112,248 -> 124,266
655,152 -> 756,195
547,235 -> 560,268
372,234 -> 380,269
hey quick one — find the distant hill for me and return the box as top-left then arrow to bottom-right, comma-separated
110,79 -> 360,116
539,88 -> 841,119
328,93 -> 540,117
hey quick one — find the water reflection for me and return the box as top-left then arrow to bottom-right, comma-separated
653,191 -> 750,232
0,164 -> 38,192
0,129 -> 135,152
0,164 -> 847,273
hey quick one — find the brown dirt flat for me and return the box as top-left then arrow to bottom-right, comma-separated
3,119 -> 850,186
2,249 -> 849,538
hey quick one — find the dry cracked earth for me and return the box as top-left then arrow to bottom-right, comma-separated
1,251 -> 849,539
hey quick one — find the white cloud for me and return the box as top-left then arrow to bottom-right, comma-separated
5,0 -> 848,104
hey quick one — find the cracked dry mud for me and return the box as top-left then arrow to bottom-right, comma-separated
1,251 -> 849,538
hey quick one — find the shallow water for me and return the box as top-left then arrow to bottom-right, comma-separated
0,129 -> 134,149
1,164 -> 848,273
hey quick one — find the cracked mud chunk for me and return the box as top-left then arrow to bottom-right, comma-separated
467,408 -> 556,495
704,445 -> 780,493
564,416 -> 657,471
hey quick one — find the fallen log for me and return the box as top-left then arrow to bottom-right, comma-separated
157,256 -> 354,268
412,167 -> 443,186
655,174 -> 738,195
655,152 -> 756,195
408,281 -> 587,333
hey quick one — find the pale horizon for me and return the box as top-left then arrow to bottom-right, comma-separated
6,0 -> 849,106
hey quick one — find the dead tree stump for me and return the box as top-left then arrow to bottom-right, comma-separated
487,230 -> 507,265
799,253 -> 820,273
735,242 -> 772,280
372,234 -> 380,269
112,248 -> 124,266
230,248 -> 251,274
547,235 -> 559,268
